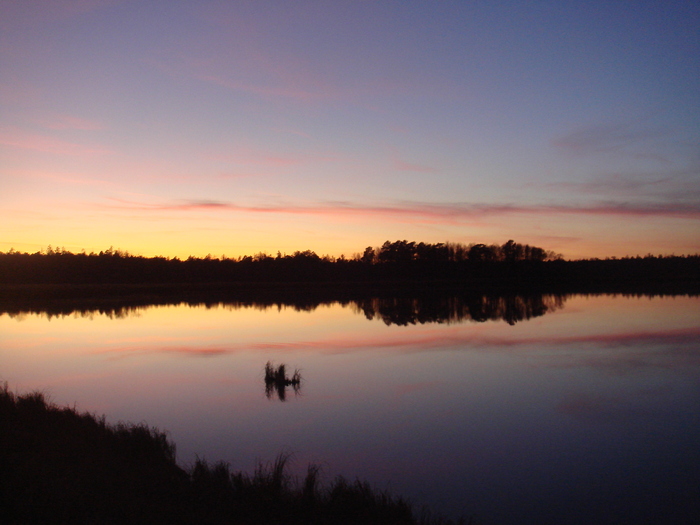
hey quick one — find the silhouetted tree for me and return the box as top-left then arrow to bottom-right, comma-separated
468,243 -> 498,262
361,246 -> 376,265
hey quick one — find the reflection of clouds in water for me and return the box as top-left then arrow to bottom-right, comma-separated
392,381 -> 441,398
97,345 -> 232,361
558,383 -> 679,424
93,326 -> 700,373
570,354 -> 664,376
541,336 -> 700,376
558,393 -> 644,423
555,328 -> 700,348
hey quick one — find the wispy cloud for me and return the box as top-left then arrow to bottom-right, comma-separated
535,168 -> 700,213
14,169 -> 116,188
105,197 -> 700,221
388,146 -> 441,173
393,158 -> 441,173
207,149 -> 339,168
552,120 -> 670,159
195,71 -> 339,102
0,80 -> 42,105
270,126 -> 312,139
148,47 -> 346,103
0,127 -> 112,156
557,392 -> 654,422
0,0 -> 122,28
393,381 -> 441,397
42,114 -> 104,131
543,174 -> 673,196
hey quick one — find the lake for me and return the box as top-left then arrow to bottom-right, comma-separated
2,293 -> 699,524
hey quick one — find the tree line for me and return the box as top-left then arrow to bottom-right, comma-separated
0,240 -> 556,284
0,240 -> 697,291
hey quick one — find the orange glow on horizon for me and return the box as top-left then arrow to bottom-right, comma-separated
2,193 -> 699,260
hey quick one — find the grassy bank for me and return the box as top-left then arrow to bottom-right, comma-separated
0,383 -> 465,524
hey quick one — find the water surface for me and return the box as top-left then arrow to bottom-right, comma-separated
2,294 -> 699,524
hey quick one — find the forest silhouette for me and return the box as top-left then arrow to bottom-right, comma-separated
0,240 -> 557,284
1,240 -> 698,301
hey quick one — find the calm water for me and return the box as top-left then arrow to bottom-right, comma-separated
2,294 -> 699,524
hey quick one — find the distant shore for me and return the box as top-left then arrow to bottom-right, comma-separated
1,242 -> 698,313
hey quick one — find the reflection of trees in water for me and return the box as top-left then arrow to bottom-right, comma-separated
1,306 -> 146,321
353,294 -> 567,326
469,295 -> 566,325
0,299 -> 322,321
0,294 -> 567,325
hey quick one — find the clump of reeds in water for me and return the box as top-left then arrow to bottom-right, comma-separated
264,361 -> 302,401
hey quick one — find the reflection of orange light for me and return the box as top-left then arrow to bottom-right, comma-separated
3,296 -> 699,393
2,296 -> 699,440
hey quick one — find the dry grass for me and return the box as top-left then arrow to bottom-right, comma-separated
1,382 -> 468,524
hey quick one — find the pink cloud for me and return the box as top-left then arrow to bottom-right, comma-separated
207,149 -> 339,168
271,127 -> 312,139
105,197 -> 700,222
29,170 -> 116,188
42,114 -> 104,131
0,80 -> 42,105
393,158 -> 441,173
0,127 -> 112,156
387,145 -> 441,173
196,72 -> 337,102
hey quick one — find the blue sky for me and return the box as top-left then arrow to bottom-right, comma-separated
1,0 -> 698,258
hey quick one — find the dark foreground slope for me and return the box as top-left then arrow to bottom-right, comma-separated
0,384 -> 462,525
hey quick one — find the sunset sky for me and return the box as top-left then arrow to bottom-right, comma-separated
1,0 -> 698,260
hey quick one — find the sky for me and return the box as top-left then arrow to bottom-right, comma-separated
1,0 -> 699,260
